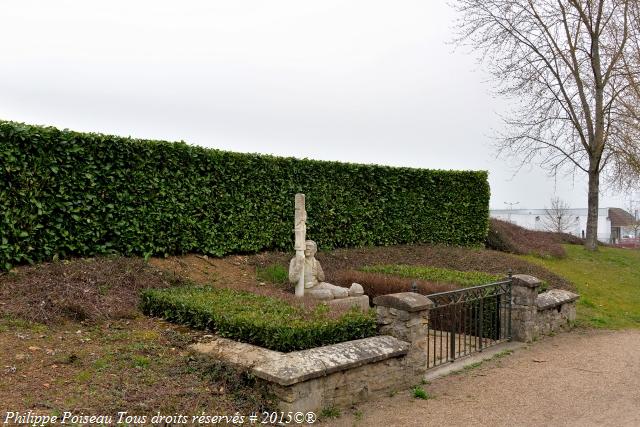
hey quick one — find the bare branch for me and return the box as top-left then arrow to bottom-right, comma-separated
452,0 -> 640,249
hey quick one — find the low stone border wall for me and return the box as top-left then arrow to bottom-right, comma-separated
191,335 -> 412,413
535,288 -> 579,336
192,276 -> 579,412
190,293 -> 436,413
511,274 -> 579,342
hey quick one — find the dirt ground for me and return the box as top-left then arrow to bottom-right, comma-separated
0,316 -> 275,417
329,329 -> 640,427
0,255 -> 279,419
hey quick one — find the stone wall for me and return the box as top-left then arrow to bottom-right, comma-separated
373,292 -> 434,378
191,335 -> 413,413
374,292 -> 433,342
511,275 -> 579,342
191,280 -> 578,412
511,275 -> 541,342
535,289 -> 579,336
269,354 -> 410,413
262,293 -> 438,412
190,292 -> 436,413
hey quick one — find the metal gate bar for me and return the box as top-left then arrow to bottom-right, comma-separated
425,278 -> 512,369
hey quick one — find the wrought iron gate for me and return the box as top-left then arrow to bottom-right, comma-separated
425,278 -> 512,369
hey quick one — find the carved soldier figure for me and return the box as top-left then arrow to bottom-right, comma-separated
289,194 -> 364,302
289,240 -> 349,299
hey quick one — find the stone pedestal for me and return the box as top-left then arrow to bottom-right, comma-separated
326,295 -> 370,311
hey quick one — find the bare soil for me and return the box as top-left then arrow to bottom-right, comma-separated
329,329 -> 640,427
0,257 -> 178,324
0,317 -> 272,417
0,256 -> 277,416
151,243 -> 574,304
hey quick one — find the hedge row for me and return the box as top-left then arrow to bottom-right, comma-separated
0,120 -> 490,269
139,286 -> 377,352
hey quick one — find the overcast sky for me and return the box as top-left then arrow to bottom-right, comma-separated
1,0 -> 634,209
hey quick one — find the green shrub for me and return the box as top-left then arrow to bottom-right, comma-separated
256,264 -> 288,284
361,265 -> 502,287
412,386 -> 431,400
320,406 -> 341,419
0,120 -> 490,270
139,286 -> 377,352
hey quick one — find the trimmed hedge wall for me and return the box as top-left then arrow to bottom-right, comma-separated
0,120 -> 490,270
140,286 -> 377,352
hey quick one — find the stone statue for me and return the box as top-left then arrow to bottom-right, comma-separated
288,194 -> 367,308
289,240 -> 356,300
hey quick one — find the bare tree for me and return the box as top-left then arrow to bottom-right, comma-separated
453,0 -> 640,250
626,199 -> 640,238
543,197 -> 577,233
613,6 -> 640,186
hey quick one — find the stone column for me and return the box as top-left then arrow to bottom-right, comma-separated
373,292 -> 434,379
510,274 -> 541,342
373,292 -> 434,342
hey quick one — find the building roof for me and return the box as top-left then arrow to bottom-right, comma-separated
490,208 -> 607,216
608,208 -> 636,227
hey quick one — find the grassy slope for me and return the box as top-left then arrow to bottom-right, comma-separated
523,245 -> 640,329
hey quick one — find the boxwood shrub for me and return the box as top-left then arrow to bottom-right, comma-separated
0,120 -> 490,270
139,286 -> 377,352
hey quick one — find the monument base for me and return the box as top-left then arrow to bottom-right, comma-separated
326,295 -> 370,311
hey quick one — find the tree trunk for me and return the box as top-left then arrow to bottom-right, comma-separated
585,169 -> 600,251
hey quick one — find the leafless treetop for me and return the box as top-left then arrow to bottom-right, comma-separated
453,0 -> 640,187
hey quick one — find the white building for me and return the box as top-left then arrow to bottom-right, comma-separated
489,207 -> 636,244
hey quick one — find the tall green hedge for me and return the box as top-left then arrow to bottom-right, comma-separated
0,120 -> 490,270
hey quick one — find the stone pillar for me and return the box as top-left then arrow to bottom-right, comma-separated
372,292 -> 434,342
372,292 -> 434,379
510,274 -> 541,342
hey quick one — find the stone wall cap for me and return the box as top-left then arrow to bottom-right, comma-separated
536,289 -> 580,310
511,274 -> 542,288
251,335 -> 409,386
372,292 -> 434,312
189,337 -> 281,370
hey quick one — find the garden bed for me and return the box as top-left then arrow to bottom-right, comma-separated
245,244 -> 574,292
0,243 -> 584,415
140,286 -> 377,352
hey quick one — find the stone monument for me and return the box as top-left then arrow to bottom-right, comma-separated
289,194 -> 369,310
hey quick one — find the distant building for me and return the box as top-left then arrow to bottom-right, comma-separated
489,207 -> 636,244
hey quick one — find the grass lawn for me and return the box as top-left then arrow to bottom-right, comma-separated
522,245 -> 640,329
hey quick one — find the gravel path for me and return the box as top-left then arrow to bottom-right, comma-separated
329,329 -> 640,427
